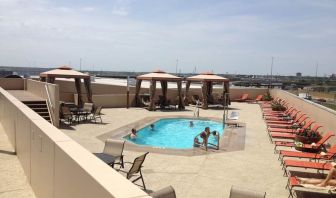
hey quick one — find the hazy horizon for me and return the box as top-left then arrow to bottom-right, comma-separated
0,0 -> 335,76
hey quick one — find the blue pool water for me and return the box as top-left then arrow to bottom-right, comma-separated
124,118 -> 224,149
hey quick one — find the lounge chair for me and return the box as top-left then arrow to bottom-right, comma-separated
283,159 -> 334,176
150,186 -> 176,198
265,111 -> 303,124
268,119 -> 314,134
229,185 -> 266,198
267,114 -> 308,129
255,94 -> 263,102
263,106 -> 294,117
270,123 -> 321,142
90,105 -> 103,123
264,110 -> 301,121
279,145 -> 336,164
273,132 -> 335,153
118,152 -> 149,190
232,93 -> 249,102
263,108 -> 299,121
227,111 -> 239,120
287,176 -> 335,198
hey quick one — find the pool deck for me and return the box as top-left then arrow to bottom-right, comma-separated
60,102 -> 290,198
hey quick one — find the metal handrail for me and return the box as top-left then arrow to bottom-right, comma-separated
45,84 -> 54,125
193,100 -> 200,117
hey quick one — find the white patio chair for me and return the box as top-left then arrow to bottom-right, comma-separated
103,139 -> 125,168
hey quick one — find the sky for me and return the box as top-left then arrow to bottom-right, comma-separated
0,0 -> 335,75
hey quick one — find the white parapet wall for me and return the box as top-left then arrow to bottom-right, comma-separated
0,87 -> 151,198
271,89 -> 336,139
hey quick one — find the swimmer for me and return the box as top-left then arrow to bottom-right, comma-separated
130,128 -> 137,139
189,121 -> 194,127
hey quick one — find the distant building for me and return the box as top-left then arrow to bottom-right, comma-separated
296,72 -> 302,77
331,74 -> 336,79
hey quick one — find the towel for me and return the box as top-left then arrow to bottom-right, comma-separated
301,184 -> 336,192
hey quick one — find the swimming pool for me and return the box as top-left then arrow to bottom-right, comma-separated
124,118 -> 224,149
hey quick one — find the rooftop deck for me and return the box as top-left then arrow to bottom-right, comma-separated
61,103 -> 289,197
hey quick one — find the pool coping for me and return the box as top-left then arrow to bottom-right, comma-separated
96,115 -> 246,156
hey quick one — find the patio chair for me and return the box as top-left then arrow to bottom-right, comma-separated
150,186 -> 176,198
273,132 -> 335,153
60,105 -> 73,124
191,95 -> 202,105
90,105 -> 103,123
77,102 -> 94,121
229,185 -> 266,198
232,93 -> 249,102
102,139 -> 125,168
118,152 -> 149,190
141,96 -> 151,107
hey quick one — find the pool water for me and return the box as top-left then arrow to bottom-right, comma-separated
124,118 -> 224,149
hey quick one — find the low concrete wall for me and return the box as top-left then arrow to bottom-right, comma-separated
271,89 -> 336,142
0,78 -> 25,90
0,87 -> 150,198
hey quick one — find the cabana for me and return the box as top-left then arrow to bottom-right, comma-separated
134,70 -> 184,111
40,66 -> 92,107
185,72 -> 230,109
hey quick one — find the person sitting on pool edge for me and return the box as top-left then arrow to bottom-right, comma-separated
130,128 -> 137,139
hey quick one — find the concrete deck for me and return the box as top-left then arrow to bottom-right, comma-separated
61,102 -> 290,198
0,125 -> 35,198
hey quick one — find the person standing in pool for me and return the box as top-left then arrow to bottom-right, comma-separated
189,121 -> 194,127
130,128 -> 137,139
200,127 -> 211,150
150,124 -> 155,131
